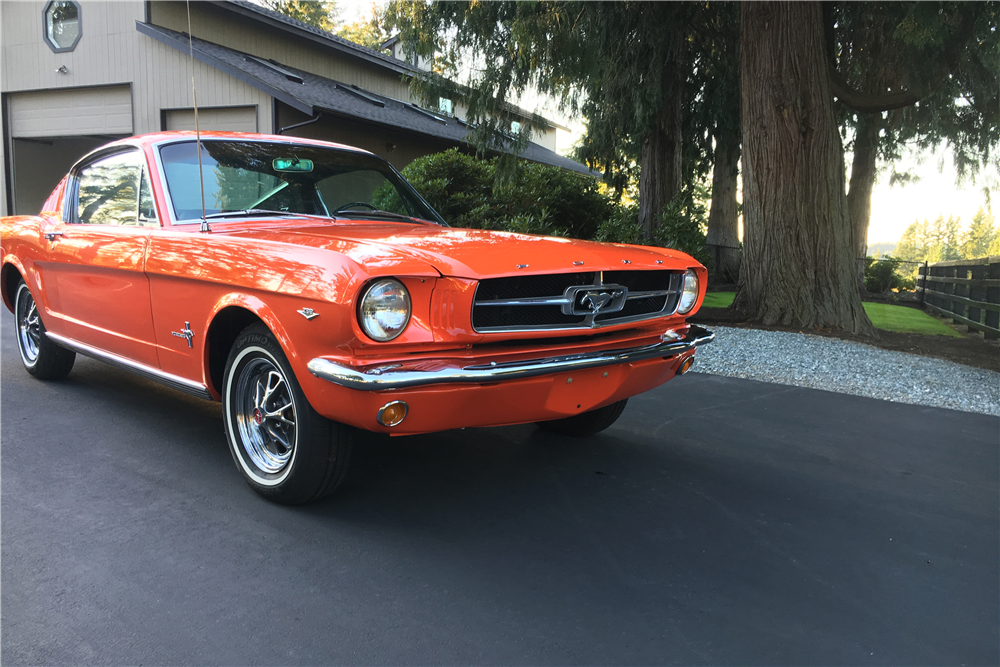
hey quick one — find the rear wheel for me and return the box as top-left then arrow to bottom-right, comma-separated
14,280 -> 75,380
222,324 -> 352,504
536,399 -> 628,437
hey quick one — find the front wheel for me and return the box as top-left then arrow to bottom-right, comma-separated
222,324 -> 352,504
536,399 -> 628,437
14,280 -> 75,380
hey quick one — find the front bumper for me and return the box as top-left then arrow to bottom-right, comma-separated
307,324 -> 714,391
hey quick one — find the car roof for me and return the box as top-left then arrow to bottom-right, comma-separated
109,131 -> 374,156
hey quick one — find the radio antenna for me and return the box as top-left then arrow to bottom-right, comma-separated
186,0 -> 210,233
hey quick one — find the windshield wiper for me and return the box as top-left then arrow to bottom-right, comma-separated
202,208 -> 307,220
334,209 -> 419,223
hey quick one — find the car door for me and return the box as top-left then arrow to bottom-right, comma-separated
37,149 -> 161,367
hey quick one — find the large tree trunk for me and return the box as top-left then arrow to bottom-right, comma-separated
847,112 -> 881,285
706,125 -> 741,284
734,2 -> 874,335
638,58 -> 684,238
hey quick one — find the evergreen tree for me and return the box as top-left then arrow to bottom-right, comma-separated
961,207 -> 997,259
989,233 -> 1000,256
895,220 -> 931,262
384,1 -> 994,334
832,3 -> 999,269
735,1 -> 995,335
736,3 -> 871,334
385,1 -> 705,236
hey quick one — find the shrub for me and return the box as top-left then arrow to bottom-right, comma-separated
394,149 -> 709,262
595,189 -> 709,263
864,255 -> 913,293
396,148 -> 614,239
593,206 -> 646,245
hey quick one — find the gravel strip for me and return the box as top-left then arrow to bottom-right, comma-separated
692,326 -> 1000,416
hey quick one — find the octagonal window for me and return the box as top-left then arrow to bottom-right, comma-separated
43,0 -> 81,53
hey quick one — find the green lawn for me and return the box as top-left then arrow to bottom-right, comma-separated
701,291 -> 962,337
862,302 -> 962,337
703,291 -> 736,309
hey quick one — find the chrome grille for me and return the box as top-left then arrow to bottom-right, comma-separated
472,270 -> 683,332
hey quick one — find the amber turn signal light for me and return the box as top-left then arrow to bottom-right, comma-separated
677,356 -> 695,375
377,401 -> 408,427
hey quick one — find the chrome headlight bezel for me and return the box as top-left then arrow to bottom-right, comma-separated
358,278 -> 411,342
677,269 -> 700,314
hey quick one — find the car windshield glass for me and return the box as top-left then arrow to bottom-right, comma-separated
158,140 -> 444,224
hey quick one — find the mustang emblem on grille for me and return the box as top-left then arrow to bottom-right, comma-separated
560,283 -> 629,318
581,290 -> 621,314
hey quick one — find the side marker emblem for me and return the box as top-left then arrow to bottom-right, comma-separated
297,308 -> 320,320
171,321 -> 194,348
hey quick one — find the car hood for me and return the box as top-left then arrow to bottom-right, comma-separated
223,222 -> 698,278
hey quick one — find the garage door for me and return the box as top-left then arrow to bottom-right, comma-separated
163,106 -> 257,133
8,85 -> 132,138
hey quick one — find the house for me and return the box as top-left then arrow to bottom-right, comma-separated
1,0 -> 587,216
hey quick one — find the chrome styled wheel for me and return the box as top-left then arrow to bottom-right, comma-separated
15,282 -> 42,365
12,280 -> 75,380
222,324 -> 353,504
235,356 -> 297,475
226,344 -> 299,485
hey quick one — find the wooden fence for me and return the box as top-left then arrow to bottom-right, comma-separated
917,256 -> 1000,339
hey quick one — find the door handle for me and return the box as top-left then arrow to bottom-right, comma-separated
43,231 -> 66,241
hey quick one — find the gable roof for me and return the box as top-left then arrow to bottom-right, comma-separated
213,0 -> 418,76
212,1 -> 570,132
137,22 -> 595,175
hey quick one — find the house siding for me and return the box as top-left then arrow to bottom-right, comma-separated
0,0 -> 273,136
0,0 -> 579,214
150,1 -> 414,102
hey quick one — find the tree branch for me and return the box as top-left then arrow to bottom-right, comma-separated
825,5 -> 977,114
827,66 -> 924,113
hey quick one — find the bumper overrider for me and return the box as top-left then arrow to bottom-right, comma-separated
308,324 -> 714,391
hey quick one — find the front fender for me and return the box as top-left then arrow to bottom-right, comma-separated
206,292 -> 295,362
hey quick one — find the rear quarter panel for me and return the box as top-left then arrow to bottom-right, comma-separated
1,178 -> 68,313
2,214 -> 61,319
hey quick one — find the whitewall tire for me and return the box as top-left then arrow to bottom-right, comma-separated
222,324 -> 352,504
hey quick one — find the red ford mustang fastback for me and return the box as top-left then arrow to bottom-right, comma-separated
1,132 -> 713,503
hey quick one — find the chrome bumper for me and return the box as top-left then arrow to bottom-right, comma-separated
307,324 -> 714,391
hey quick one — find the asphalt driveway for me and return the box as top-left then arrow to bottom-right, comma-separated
2,306 -> 997,665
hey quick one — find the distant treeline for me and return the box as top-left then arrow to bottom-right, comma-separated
891,208 -> 998,264
866,242 -> 897,256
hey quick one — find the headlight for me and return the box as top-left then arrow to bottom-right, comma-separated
677,269 -> 699,314
358,278 -> 411,341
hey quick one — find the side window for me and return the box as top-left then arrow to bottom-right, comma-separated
75,152 -> 143,226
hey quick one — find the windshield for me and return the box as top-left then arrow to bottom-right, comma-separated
157,140 -> 445,225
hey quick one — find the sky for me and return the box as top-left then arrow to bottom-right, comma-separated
339,0 -> 380,25
866,148 -> 994,244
